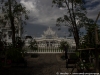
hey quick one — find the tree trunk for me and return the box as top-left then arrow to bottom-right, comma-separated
95,48 -> 99,73
8,0 -> 16,47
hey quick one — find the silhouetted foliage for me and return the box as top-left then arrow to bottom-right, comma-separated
59,40 -> 70,51
0,0 -> 29,47
52,0 -> 88,50
28,39 -> 38,51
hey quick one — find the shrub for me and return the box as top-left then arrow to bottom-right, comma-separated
59,41 -> 70,51
70,53 -> 78,59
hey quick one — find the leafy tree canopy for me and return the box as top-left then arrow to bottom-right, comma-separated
59,40 -> 70,50
0,0 -> 29,47
52,0 -> 88,50
28,39 -> 38,51
0,0 -> 29,29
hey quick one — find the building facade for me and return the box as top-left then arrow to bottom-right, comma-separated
26,27 -> 76,53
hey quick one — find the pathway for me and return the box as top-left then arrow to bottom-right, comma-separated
0,53 -> 77,75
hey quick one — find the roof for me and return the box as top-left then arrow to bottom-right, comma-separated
44,26 -> 56,36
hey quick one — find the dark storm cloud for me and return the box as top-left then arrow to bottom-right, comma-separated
20,0 -> 100,36
23,23 -> 47,37
23,22 -> 69,37
85,0 -> 100,21
20,0 -> 66,26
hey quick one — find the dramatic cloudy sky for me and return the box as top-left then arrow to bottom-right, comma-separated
20,0 -> 100,37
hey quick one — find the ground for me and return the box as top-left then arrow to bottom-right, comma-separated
0,53 -> 77,75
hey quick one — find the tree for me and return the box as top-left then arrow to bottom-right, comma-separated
59,40 -> 70,51
59,40 -> 70,59
52,0 -> 88,74
0,36 -> 26,66
79,19 -> 96,48
79,18 -> 100,73
0,0 -> 29,47
52,0 -> 87,51
28,39 -> 38,51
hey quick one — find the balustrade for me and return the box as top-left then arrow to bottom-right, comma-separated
27,44 -> 75,53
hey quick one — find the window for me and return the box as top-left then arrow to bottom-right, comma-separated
8,31 -> 12,39
3,34 -> 6,38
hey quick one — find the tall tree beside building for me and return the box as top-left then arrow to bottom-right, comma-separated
0,0 -> 29,47
52,0 -> 87,51
80,19 -> 95,48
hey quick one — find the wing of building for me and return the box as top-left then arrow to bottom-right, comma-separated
0,14 -> 22,44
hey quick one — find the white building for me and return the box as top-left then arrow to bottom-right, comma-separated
26,27 -> 76,53
0,14 -> 22,44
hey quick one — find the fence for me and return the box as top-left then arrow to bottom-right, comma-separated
25,46 -> 75,53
